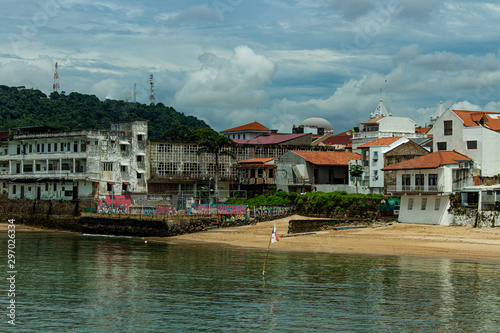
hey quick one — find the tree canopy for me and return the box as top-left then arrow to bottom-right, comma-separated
0,85 -> 210,140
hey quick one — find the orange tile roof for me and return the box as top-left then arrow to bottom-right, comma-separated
415,127 -> 431,134
221,121 -> 270,133
382,150 -> 471,171
361,116 -> 385,124
452,110 -> 500,131
357,136 -> 402,148
291,151 -> 361,166
238,157 -> 274,164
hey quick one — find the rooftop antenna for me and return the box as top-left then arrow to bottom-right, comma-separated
53,61 -> 60,92
149,74 -> 155,105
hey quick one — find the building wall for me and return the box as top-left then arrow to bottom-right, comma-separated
378,117 -> 416,133
398,194 -> 452,225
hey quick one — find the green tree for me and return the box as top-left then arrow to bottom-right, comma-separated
196,131 -> 236,200
349,164 -> 364,193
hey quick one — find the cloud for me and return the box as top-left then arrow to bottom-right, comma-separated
89,78 -> 132,101
174,45 -> 275,109
451,100 -> 481,111
326,0 -> 376,20
156,5 -> 219,26
398,0 -> 444,22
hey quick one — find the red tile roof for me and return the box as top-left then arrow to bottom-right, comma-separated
0,131 -> 9,141
221,121 -> 270,133
357,137 -> 402,148
239,157 -> 274,164
322,134 -> 352,146
453,110 -> 500,131
234,133 -> 310,145
415,127 -> 431,134
382,150 -> 471,171
291,151 -> 361,166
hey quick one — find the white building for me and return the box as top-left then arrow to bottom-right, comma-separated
356,136 -> 409,193
275,150 -> 362,193
428,109 -> 500,177
0,121 -> 148,200
352,99 -> 427,149
382,150 -> 476,225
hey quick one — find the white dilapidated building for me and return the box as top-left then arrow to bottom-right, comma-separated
0,121 -> 148,200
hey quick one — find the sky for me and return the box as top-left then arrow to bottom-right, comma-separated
2,0 -> 500,134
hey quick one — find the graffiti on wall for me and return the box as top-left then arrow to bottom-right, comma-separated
254,206 -> 294,218
188,204 -> 249,221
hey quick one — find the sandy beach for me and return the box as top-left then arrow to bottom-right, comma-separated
160,215 -> 500,263
3,215 -> 500,262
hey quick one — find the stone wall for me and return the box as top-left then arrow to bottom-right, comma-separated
451,208 -> 500,227
0,195 -> 93,231
81,215 -> 250,237
288,219 -> 333,234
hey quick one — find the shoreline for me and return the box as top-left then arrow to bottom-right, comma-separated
160,215 -> 500,263
3,215 -> 500,262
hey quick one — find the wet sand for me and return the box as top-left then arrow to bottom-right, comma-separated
160,215 -> 500,262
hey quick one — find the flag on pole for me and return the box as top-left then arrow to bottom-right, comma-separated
271,222 -> 279,243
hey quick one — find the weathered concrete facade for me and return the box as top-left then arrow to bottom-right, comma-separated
0,121 -> 148,200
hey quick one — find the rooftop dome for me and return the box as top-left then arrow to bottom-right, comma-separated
300,117 -> 333,130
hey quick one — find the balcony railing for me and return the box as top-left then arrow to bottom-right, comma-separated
353,132 -> 428,139
386,185 -> 443,193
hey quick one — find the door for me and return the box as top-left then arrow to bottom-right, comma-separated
20,186 -> 25,199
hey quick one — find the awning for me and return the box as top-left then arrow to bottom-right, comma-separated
137,169 -> 145,173
107,181 -> 115,185
119,141 -> 130,145
123,182 -> 130,185
136,153 -> 146,156
137,132 -> 147,135
120,162 -> 130,166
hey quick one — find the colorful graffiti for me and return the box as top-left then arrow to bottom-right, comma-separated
254,206 -> 294,219
188,204 -> 249,221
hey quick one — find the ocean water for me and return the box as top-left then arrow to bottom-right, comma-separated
2,232 -> 500,332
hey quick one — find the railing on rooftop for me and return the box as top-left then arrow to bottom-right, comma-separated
352,132 -> 428,139
386,185 -> 443,193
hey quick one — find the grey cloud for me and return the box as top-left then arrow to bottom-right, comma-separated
398,0 -> 443,22
326,0 -> 376,20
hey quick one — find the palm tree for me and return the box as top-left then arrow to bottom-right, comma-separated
197,131 -> 236,200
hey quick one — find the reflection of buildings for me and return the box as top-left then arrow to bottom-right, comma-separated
0,121 -> 148,199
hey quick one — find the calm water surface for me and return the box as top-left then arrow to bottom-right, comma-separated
2,232 -> 500,332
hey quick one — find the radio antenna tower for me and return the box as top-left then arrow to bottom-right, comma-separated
53,61 -> 60,92
149,74 -> 155,105
132,83 -> 137,103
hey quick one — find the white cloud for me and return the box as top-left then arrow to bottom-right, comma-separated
174,45 -> 275,109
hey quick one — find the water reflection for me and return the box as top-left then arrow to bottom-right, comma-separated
4,232 -> 500,332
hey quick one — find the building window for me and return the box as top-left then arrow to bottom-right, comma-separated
435,198 -> 440,210
54,143 -> 57,152
107,183 -> 113,192
137,155 -> 143,162
36,164 -> 41,172
122,183 -> 128,191
48,143 -> 51,152
121,165 -> 127,172
29,145 -> 33,153
421,198 -> 427,210
17,145 -> 21,155
103,162 -> 113,171
428,174 -> 437,186
415,174 -> 424,186
402,174 -> 411,187
444,120 -> 453,136
45,183 -> 49,191
137,172 -> 143,179
137,135 -> 144,142
467,141 -> 477,150
437,142 -> 447,151
23,164 -> 33,173
373,151 -> 378,161
60,142 -> 64,151
53,183 -> 57,191
408,198 -> 414,210
12,185 -> 16,194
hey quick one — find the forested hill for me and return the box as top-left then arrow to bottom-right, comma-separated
0,85 -> 211,140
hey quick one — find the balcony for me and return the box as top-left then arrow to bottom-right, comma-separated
352,132 -> 428,139
1,171 -> 99,181
386,185 -> 444,194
